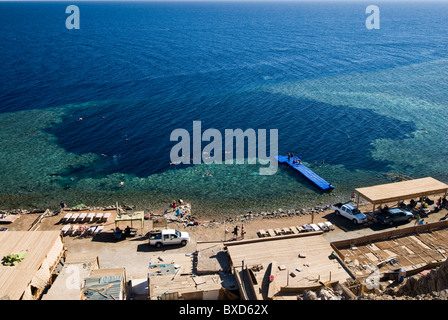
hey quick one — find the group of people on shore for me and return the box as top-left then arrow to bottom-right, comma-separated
229,224 -> 246,240
171,199 -> 185,208
403,195 -> 447,211
287,152 -> 301,164
287,152 -> 326,166
436,196 -> 448,210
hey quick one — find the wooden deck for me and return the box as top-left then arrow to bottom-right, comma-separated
225,233 -> 351,300
331,220 -> 448,278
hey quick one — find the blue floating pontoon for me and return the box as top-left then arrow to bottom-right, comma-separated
276,155 -> 334,191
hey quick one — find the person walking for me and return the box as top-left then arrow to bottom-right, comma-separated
232,225 -> 239,239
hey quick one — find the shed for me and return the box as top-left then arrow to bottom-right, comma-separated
82,268 -> 127,300
355,177 -> 448,211
42,252 -> 99,300
0,231 -> 65,300
148,274 -> 224,300
114,211 -> 144,234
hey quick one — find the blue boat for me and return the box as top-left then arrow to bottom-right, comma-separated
276,155 -> 334,191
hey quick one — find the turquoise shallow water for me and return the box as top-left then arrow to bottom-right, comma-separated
0,2 -> 447,217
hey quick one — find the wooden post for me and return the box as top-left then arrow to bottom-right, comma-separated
356,192 -> 360,209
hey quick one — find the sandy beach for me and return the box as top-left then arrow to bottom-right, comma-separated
3,196 -> 447,282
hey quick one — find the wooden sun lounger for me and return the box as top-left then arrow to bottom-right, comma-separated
267,229 -> 275,237
303,224 -> 313,232
61,213 -> 72,223
258,229 -> 267,237
78,225 -> 88,237
282,227 -> 292,235
95,212 -> 103,222
274,228 -> 283,235
317,222 -> 329,232
93,225 -> 103,235
296,225 -> 305,233
324,221 -> 335,230
78,212 -> 87,222
71,225 -> 80,236
102,212 -> 111,222
87,225 -> 96,235
87,212 -> 95,222
61,225 -> 71,236
69,213 -> 79,223
290,226 -> 299,234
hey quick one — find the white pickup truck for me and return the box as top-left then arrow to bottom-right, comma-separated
148,229 -> 190,248
331,202 -> 367,224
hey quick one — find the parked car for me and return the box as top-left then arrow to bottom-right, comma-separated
148,229 -> 190,248
376,208 -> 414,225
331,202 -> 367,224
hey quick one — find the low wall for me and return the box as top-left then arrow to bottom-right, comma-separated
224,230 -> 323,247
330,220 -> 448,250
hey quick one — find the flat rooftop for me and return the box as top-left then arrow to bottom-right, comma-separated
0,231 -> 64,300
355,177 -> 448,205
225,233 -> 352,300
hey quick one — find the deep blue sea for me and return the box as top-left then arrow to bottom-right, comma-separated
0,1 -> 447,216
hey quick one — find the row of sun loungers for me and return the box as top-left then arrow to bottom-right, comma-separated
61,212 -> 111,224
60,224 -> 104,237
258,221 -> 334,238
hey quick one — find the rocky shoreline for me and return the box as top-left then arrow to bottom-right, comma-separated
0,202 -> 339,231
157,200 -> 337,226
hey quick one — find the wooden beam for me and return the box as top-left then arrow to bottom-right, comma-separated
224,231 -> 323,246
267,261 -> 278,300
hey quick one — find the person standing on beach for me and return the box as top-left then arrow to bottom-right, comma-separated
241,224 -> 246,240
311,211 -> 315,224
232,226 -> 239,239
414,215 -> 421,226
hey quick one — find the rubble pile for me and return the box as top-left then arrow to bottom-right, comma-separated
359,258 -> 448,300
298,287 -> 346,300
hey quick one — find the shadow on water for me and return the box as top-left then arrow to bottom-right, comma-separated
47,91 -> 417,181
0,90 -> 418,214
